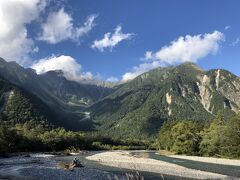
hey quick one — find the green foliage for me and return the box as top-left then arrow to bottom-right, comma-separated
90,62 -> 239,139
0,122 -> 26,154
0,121 -> 149,156
0,58 -> 114,131
171,121 -> 201,155
222,113 -> 240,158
156,112 -> 240,158
0,121 -> 86,155
199,112 -> 226,156
156,120 -> 201,155
156,121 -> 175,150
2,89 -> 46,125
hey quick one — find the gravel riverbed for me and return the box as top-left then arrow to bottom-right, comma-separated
87,151 -> 240,179
1,151 -> 240,180
0,154 -> 119,180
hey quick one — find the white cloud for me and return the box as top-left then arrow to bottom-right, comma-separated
0,0 -> 46,64
122,61 -> 163,82
32,55 -> 93,81
91,25 -> 134,51
145,31 -> 224,64
225,26 -> 231,30
144,51 -> 154,60
38,8 -> 97,44
106,76 -> 119,82
123,31 -> 224,82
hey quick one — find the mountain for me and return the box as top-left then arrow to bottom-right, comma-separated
0,76 -> 59,127
89,62 -> 240,139
1,57 -> 239,137
40,70 -> 113,107
0,58 -> 114,130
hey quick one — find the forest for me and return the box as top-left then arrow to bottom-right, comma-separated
1,111 -> 239,159
156,112 -> 240,158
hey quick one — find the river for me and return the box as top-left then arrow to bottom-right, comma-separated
1,151 -> 240,179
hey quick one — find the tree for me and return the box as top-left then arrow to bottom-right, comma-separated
0,123 -> 8,154
199,112 -> 226,157
222,113 -> 240,158
156,120 -> 201,155
170,121 -> 201,155
156,121 -> 175,150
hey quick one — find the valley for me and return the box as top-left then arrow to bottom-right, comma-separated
0,58 -> 239,179
1,1 -> 240,179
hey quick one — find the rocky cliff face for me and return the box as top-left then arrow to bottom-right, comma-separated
89,63 -> 240,138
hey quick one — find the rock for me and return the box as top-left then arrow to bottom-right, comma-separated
71,157 -> 84,168
23,154 -> 31,158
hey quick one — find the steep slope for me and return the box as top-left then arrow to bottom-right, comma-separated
0,76 -> 60,127
40,70 -> 113,107
89,63 -> 240,139
0,58 -> 114,130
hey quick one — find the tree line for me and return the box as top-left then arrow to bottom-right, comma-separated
156,112 -> 240,158
1,111 -> 239,159
0,120 -> 148,156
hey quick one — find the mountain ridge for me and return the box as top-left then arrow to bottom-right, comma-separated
0,57 -> 239,137
0,57 -> 114,130
88,62 -> 240,138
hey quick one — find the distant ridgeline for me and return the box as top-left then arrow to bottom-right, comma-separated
0,57 -> 240,139
89,63 -> 240,139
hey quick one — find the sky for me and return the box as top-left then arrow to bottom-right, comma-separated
0,0 -> 240,82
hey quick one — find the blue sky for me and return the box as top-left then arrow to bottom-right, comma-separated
0,0 -> 239,82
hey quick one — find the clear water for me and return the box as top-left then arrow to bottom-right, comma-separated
53,151 -> 190,180
130,151 -> 240,178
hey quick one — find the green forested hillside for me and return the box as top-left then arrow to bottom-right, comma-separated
0,58 -> 114,130
89,63 -> 240,139
0,58 -> 239,158
0,57 -> 240,140
0,77 -> 59,127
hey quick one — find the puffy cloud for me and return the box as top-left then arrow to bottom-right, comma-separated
122,61 -> 163,82
38,8 -> 97,44
106,76 -> 119,82
32,55 -> 93,81
123,31 -> 224,82
145,31 -> 224,65
91,25 -> 134,51
0,0 -> 46,64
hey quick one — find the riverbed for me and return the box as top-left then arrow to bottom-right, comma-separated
0,151 -> 240,179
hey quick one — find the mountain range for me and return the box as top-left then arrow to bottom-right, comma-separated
90,63 -> 240,138
0,58 -> 114,130
0,57 -> 239,138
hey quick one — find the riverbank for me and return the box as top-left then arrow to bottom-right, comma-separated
1,151 -> 240,179
0,153 -> 119,180
87,150 -> 240,179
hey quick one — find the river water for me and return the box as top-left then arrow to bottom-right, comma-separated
1,151 -> 239,179
53,151 -> 190,180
